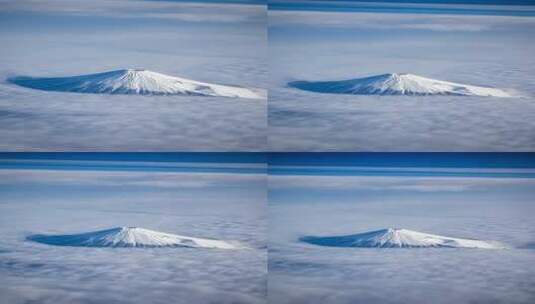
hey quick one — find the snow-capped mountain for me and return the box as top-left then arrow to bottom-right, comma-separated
9,69 -> 265,99
300,228 -> 506,249
27,227 -> 241,249
289,73 -> 512,97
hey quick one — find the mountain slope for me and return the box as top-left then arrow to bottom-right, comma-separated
300,228 -> 506,249
27,227 -> 241,249
289,73 -> 512,97
9,69 -> 265,99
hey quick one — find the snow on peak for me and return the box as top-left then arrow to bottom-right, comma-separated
289,73 -> 513,97
300,228 -> 507,249
27,227 -> 241,249
9,69 -> 265,99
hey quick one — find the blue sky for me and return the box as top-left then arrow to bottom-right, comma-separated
0,153 -> 267,173
269,0 -> 535,16
0,0 -> 266,33
0,153 -> 267,205
271,0 -> 535,4
3,152 -> 533,176
269,153 -> 535,169
268,153 -> 535,205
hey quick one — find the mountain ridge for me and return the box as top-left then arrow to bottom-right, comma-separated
300,228 -> 507,249
9,69 -> 265,99
289,73 -> 513,97
27,227 -> 241,249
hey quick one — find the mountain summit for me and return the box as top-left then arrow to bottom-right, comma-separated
289,73 -> 512,97
27,227 -> 240,249
9,69 -> 264,99
300,228 -> 506,249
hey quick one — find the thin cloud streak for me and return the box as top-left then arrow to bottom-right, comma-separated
0,169 -> 266,189
0,0 -> 266,23
269,10 -> 535,32
269,174 -> 535,192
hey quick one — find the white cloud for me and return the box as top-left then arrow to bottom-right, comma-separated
269,174 -> 535,192
269,10 -> 535,32
0,0 -> 266,23
0,169 -> 265,189
270,166 -> 535,175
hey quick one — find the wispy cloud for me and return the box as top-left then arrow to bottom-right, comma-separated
270,165 -> 535,177
269,10 -> 535,32
0,0 -> 266,23
0,159 -> 266,172
269,174 -> 535,192
0,169 -> 265,189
